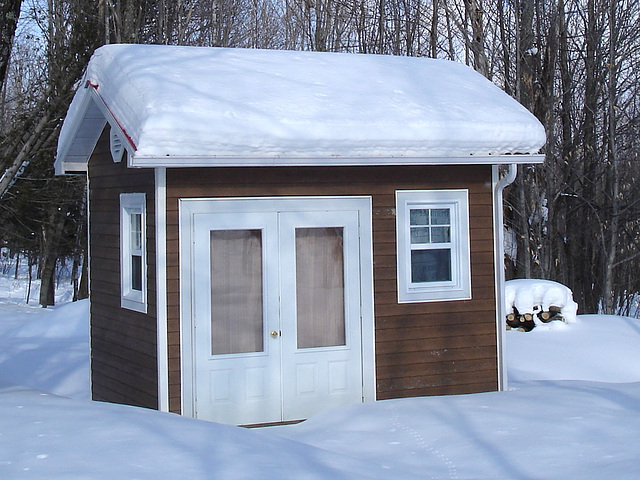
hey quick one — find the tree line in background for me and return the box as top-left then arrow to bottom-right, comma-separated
1,0 -> 639,313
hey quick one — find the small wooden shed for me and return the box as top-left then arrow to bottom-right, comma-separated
56,44 -> 545,425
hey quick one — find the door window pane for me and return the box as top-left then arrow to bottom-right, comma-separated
295,227 -> 346,349
210,230 -> 264,355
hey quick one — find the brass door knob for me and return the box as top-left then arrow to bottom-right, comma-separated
270,330 -> 279,338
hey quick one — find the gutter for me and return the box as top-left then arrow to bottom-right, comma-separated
493,164 -> 517,391
129,154 -> 545,169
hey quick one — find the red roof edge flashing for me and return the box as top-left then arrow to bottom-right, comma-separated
86,80 -> 138,152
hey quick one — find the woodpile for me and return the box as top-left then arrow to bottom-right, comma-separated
506,306 -> 564,332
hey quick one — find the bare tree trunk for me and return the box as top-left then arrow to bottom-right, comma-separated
73,181 -> 88,301
13,252 -> 19,279
538,2 -> 558,280
26,255 -> 34,304
507,0 -> 539,280
377,0 -> 386,52
463,0 -> 489,77
39,207 -> 67,307
78,250 -> 89,300
602,0 -> 619,313
443,0 -> 455,60
496,0 -> 512,95
0,0 -> 22,92
578,0 -> 602,313
554,0 -> 572,288
517,0 -> 536,107
72,251 -> 80,302
430,0 -> 439,57
517,171 -> 532,277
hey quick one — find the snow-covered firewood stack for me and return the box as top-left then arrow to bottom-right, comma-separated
505,279 -> 578,332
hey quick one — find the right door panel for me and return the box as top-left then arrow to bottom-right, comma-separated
279,210 -> 363,421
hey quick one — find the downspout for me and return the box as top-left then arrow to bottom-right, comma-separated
493,164 -> 517,392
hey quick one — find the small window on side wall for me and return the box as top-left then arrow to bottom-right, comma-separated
120,193 -> 147,313
396,190 -> 471,303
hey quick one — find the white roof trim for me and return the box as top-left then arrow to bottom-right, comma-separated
54,87 -> 102,175
129,154 -> 545,168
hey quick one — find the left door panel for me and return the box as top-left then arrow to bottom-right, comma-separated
193,212 -> 282,425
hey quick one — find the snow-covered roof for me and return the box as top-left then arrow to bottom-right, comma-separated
56,44 -> 546,173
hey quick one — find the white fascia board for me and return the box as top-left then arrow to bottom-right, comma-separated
128,154 -> 545,169
57,159 -> 93,173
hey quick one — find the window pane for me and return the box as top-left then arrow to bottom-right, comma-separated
411,249 -> 452,283
410,209 -> 430,226
130,213 -> 142,250
430,209 -> 450,225
430,226 -> 451,243
210,230 -> 264,355
410,227 -> 431,244
131,255 -> 142,291
296,227 -> 346,349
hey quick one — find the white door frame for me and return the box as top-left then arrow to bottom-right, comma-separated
179,196 -> 376,420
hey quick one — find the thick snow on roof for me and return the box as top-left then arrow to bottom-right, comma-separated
58,44 -> 545,168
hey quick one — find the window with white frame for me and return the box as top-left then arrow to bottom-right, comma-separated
120,193 -> 147,313
396,190 -> 471,303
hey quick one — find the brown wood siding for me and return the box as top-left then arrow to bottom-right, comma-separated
88,126 -> 158,409
166,165 -> 498,414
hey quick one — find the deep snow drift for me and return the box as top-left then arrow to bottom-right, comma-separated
1,280 -> 640,479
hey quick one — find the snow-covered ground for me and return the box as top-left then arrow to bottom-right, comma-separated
1,274 -> 640,479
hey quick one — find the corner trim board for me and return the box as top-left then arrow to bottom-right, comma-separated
155,167 -> 169,411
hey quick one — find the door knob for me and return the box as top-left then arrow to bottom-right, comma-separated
270,330 -> 279,338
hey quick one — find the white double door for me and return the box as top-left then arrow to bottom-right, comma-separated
190,198 -> 369,425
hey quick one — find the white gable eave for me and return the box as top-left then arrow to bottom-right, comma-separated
55,81 -> 136,175
55,85 -> 101,175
